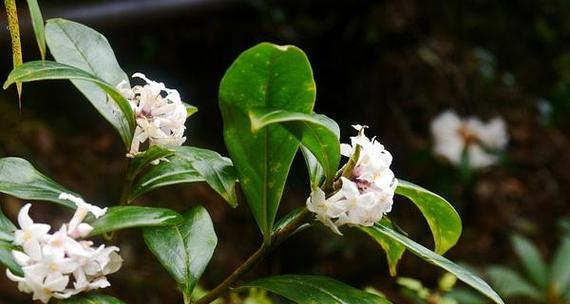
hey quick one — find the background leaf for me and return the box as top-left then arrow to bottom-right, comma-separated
45,18 -> 133,147
368,222 -> 504,304
3,60 -> 135,147
87,206 -> 183,236
143,206 -> 217,299
396,180 -> 462,254
360,218 -> 406,276
487,266 -> 543,301
510,234 -> 548,290
0,208 -> 16,242
301,146 -> 324,187
249,108 -> 340,183
241,275 -> 391,304
219,42 -> 316,242
26,0 -> 46,60
551,236 -> 570,296
130,146 -> 238,207
0,157 -> 75,208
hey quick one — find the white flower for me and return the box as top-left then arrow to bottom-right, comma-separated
307,125 -> 397,232
6,196 -> 122,303
13,204 -> 51,261
118,73 -> 188,157
431,110 -> 508,169
58,193 -> 106,238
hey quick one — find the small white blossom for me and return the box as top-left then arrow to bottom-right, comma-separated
118,73 -> 188,157
6,195 -> 122,303
307,125 -> 397,233
431,110 -> 508,169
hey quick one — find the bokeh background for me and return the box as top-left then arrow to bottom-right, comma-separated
1,0 -> 569,303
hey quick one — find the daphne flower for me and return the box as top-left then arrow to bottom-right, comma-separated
6,196 -> 122,303
431,110 -> 508,169
13,204 -> 51,261
59,193 -> 106,238
306,188 -> 346,235
332,177 -> 387,227
118,73 -> 188,157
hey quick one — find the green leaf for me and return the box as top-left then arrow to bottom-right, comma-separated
396,180 -> 461,254
0,240 -> 22,276
185,103 -> 198,117
0,157 -> 76,208
360,218 -> 406,276
487,266 -> 542,301
63,293 -> 125,304
551,236 -> 570,296
219,42 -> 316,243
249,108 -> 340,183
301,146 -> 324,187
128,145 -> 175,181
3,60 -> 135,147
241,275 -> 391,304
0,207 -> 16,242
87,206 -> 183,236
26,0 -> 46,60
4,0 -> 23,99
131,146 -> 238,207
143,206 -> 217,299
446,288 -> 488,304
368,223 -> 504,304
510,234 -> 548,290
45,18 -> 133,147
273,208 -> 305,233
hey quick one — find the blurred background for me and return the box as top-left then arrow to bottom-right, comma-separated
1,0 -> 569,303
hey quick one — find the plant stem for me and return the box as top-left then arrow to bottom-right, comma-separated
119,159 -> 133,205
196,208 -> 312,304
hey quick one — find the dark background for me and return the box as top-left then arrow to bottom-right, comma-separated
0,0 -> 569,303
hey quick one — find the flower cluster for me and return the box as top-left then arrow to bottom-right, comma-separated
431,110 -> 508,169
118,73 -> 188,157
307,125 -> 397,234
6,193 -> 122,303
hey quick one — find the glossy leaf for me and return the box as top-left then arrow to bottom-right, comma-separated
396,180 -> 461,254
249,108 -> 340,183
63,293 -> 125,304
26,0 -> 46,60
0,157 -> 75,208
301,146 -> 324,187
241,275 -> 391,304
0,208 -> 16,242
360,218 -> 406,276
487,266 -> 542,301
510,234 -> 548,290
0,241 -> 23,276
131,146 -> 238,207
4,0 -> 22,99
88,206 -> 183,236
3,60 -> 135,147
368,223 -> 504,304
551,236 -> 570,295
45,18 -> 133,147
128,145 -> 175,180
143,206 -> 217,299
219,42 -> 316,242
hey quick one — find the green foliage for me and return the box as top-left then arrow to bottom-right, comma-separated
487,232 -> 570,303
397,273 -> 487,304
45,18 -> 133,147
4,0 -> 22,98
143,206 -> 217,300
26,0 -> 46,60
0,241 -> 22,276
248,108 -> 341,185
131,146 -> 238,207
0,157 -> 76,208
219,42 -> 316,243
360,218 -> 406,276
363,223 -> 503,304
396,180 -> 462,255
3,60 -> 135,147
63,293 -> 126,304
87,206 -> 183,236
241,275 -> 391,303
